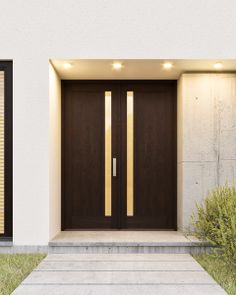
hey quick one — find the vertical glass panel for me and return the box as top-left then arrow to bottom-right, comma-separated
127,91 -> 134,216
0,72 -> 4,233
105,91 -> 112,216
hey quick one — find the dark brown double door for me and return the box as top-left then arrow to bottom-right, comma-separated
62,81 -> 177,230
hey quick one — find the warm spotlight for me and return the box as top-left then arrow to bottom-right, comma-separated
112,62 -> 123,70
163,62 -> 173,70
63,63 -> 72,69
213,62 -> 223,70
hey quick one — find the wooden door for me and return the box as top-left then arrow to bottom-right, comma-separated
120,81 -> 177,229
62,82 -> 120,229
62,81 -> 176,230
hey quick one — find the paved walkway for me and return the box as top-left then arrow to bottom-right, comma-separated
12,254 -> 226,295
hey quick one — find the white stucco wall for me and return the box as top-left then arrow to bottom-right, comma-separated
178,74 -> 236,230
49,63 -> 61,240
0,0 -> 236,244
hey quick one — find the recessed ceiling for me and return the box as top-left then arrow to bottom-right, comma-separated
51,59 -> 236,80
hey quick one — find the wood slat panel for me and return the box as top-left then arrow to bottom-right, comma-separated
0,71 -> 4,234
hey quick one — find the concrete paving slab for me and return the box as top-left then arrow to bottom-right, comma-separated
36,260 -> 203,271
12,284 -> 226,295
23,270 -> 216,284
12,254 -> 226,295
44,253 -> 195,261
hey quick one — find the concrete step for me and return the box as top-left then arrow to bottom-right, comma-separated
48,231 -> 210,254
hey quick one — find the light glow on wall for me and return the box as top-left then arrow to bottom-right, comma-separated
213,62 -> 223,70
63,63 -> 72,69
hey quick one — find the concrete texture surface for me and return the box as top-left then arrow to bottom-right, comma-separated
178,74 -> 236,230
12,254 -> 226,295
48,231 -> 210,254
49,231 -> 200,246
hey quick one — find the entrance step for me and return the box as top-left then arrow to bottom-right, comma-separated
49,231 -> 210,254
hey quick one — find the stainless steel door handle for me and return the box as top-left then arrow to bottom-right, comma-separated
113,158 -> 117,177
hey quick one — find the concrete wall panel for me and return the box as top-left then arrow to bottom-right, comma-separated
178,74 -> 236,230
181,162 -> 217,229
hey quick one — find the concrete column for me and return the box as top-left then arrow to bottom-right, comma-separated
177,73 -> 236,230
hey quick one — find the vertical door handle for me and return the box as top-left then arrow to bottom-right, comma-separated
113,158 -> 117,177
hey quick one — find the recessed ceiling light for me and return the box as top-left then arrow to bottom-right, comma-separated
163,62 -> 173,70
112,62 -> 123,70
63,62 -> 72,69
213,62 -> 223,70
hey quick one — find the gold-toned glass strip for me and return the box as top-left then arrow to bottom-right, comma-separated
105,91 -> 112,216
127,91 -> 134,216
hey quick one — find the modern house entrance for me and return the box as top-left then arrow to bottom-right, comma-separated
2,58 -> 235,252
62,80 -> 177,230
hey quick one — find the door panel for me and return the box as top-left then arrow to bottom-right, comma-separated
120,82 -> 177,229
62,81 -> 176,230
62,82 -> 120,229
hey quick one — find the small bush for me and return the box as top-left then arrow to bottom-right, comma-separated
192,184 -> 236,264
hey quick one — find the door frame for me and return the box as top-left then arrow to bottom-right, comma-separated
61,80 -> 177,230
0,61 -> 13,239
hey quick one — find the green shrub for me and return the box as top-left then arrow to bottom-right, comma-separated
192,184 -> 236,264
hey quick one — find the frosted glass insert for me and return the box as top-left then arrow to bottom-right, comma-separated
105,91 -> 112,216
0,72 -> 4,234
127,91 -> 134,216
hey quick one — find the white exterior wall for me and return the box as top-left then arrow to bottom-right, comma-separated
49,64 -> 61,240
0,0 -> 236,244
178,74 -> 236,230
